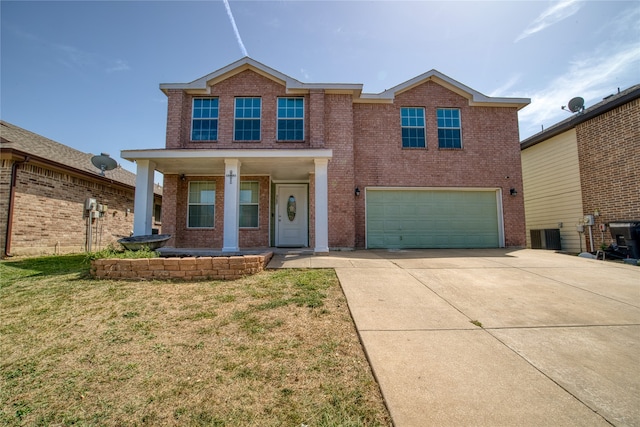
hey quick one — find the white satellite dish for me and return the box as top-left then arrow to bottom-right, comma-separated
91,153 -> 117,176
562,96 -> 585,113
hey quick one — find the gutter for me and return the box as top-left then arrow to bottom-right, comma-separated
4,156 -> 29,257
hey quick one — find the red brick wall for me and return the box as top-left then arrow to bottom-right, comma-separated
4,162 -> 136,256
577,98 -> 640,249
166,70 -> 311,150
353,81 -> 525,247
164,73 -> 525,250
324,94 -> 356,248
165,174 -> 270,249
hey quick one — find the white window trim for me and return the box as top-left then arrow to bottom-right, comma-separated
191,97 -> 219,142
239,181 -> 259,228
277,97 -> 305,141
401,106 -> 427,148
234,97 -> 262,142
187,181 -> 216,229
437,108 -> 463,149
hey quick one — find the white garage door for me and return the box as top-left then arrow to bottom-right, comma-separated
366,189 -> 501,249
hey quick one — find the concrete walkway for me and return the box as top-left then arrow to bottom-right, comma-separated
268,248 -> 640,427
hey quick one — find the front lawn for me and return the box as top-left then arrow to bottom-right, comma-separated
0,255 -> 391,426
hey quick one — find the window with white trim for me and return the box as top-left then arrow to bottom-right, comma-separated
191,98 -> 219,141
401,107 -> 426,148
437,108 -> 462,149
239,181 -> 259,228
188,182 -> 215,228
277,97 -> 304,141
234,97 -> 261,141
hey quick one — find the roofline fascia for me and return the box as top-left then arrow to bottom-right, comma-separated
521,88 -> 640,150
159,59 -> 528,107
121,148 -> 333,161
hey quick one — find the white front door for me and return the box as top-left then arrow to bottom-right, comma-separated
276,184 -> 308,247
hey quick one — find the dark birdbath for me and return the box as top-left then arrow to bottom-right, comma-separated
117,234 -> 171,251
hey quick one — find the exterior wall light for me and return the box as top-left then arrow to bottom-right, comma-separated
355,187 -> 361,197
510,188 -> 518,196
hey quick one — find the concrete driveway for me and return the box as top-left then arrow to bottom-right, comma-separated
268,249 -> 640,427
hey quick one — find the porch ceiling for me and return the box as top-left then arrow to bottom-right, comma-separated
121,148 -> 332,181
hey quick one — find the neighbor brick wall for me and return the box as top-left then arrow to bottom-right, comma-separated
353,81 -> 526,247
6,162 -> 136,255
577,98 -> 640,249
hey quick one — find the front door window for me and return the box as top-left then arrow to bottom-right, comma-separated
287,195 -> 296,221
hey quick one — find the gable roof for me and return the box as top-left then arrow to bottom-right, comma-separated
159,57 -> 530,109
359,69 -> 530,109
160,57 -> 364,97
521,84 -> 640,150
0,120 -> 161,195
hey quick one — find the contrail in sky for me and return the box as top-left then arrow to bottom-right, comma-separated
222,0 -> 248,57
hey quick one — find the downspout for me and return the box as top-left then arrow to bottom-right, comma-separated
4,156 -> 29,257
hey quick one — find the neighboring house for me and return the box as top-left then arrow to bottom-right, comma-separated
0,121 -> 162,257
520,85 -> 640,253
122,57 -> 529,253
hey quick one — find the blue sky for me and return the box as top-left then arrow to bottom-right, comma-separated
2,0 -> 638,178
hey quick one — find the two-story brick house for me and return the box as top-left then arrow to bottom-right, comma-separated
123,57 -> 529,253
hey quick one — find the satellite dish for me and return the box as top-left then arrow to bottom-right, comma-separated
91,153 -> 117,176
567,96 -> 585,113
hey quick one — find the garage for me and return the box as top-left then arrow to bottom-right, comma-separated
366,189 -> 502,249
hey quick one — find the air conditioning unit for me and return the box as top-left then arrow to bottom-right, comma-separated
530,229 -> 561,250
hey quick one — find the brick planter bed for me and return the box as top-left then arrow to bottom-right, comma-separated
90,252 -> 273,281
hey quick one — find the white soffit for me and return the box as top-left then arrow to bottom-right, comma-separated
121,148 -> 333,180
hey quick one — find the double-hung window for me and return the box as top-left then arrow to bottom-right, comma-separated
401,107 -> 426,148
191,98 -> 219,141
234,97 -> 261,141
239,181 -> 259,228
277,97 -> 304,141
188,182 -> 215,228
437,108 -> 462,149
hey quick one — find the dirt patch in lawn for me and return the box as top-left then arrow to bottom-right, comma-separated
0,255 -> 391,426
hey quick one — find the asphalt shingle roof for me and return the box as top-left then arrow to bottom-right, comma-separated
1,120 -> 161,195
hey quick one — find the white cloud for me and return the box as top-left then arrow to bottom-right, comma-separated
489,74 -> 522,97
517,42 -> 640,139
106,59 -> 130,73
515,0 -> 584,43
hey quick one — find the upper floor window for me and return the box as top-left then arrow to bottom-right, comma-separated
191,98 -> 218,141
277,97 -> 304,141
234,97 -> 261,141
401,107 -> 426,148
437,108 -> 462,149
188,181 -> 215,228
239,181 -> 259,228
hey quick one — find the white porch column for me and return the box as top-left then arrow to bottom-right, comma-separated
222,159 -> 241,252
133,159 -> 156,236
314,158 -> 329,253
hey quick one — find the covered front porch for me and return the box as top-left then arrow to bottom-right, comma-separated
121,148 -> 332,254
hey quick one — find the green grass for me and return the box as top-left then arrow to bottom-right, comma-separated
0,254 -> 391,426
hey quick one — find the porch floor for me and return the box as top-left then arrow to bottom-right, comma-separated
156,247 -> 315,257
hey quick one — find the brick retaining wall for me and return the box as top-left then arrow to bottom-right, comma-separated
91,252 -> 273,281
